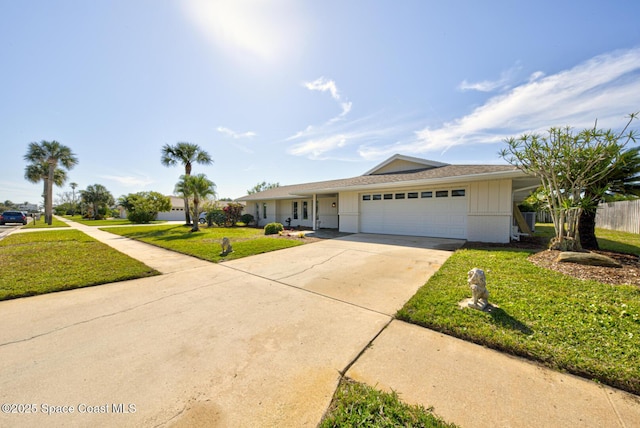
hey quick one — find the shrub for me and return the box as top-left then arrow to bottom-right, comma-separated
127,210 -> 156,224
119,191 -> 171,224
223,202 -> 244,226
264,222 -> 284,235
206,210 -> 226,226
241,213 -> 254,225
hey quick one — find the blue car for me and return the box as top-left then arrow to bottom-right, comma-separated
0,211 -> 28,225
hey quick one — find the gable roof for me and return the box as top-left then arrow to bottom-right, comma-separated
363,154 -> 448,175
237,155 -> 529,201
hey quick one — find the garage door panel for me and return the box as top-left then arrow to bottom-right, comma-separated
360,190 -> 467,239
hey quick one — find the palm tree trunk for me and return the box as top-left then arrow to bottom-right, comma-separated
42,179 -> 48,221
184,163 -> 192,225
191,199 -> 199,232
46,162 -> 55,225
183,197 -> 191,225
579,208 -> 599,250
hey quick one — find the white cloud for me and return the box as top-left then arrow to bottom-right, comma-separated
288,49 -> 640,163
181,0 -> 302,64
288,134 -> 348,158
458,64 -> 522,92
360,47 -> 640,158
217,126 -> 256,139
287,113 -> 423,160
303,77 -> 352,117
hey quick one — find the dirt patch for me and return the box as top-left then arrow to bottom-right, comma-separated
529,249 -> 640,286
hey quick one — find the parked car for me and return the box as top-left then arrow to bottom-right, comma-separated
198,212 -> 207,224
0,211 -> 28,225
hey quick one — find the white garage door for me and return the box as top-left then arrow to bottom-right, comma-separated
360,189 -> 467,239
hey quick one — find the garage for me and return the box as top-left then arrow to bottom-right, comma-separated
359,188 -> 468,239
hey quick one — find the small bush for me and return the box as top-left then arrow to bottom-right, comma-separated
264,222 -> 284,235
207,210 -> 226,226
127,210 -> 156,224
241,213 -> 254,225
223,202 -> 245,226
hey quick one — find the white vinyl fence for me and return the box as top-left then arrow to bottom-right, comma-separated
595,199 -> 640,234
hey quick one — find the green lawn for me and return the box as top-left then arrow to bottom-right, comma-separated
65,215 -> 166,226
0,230 -> 159,300
535,223 -> 640,255
320,379 -> 457,428
101,224 -> 305,262
22,216 -> 69,228
398,226 -> 640,395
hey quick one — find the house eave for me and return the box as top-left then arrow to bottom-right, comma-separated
289,170 -> 528,197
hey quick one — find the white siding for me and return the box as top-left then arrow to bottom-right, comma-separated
467,179 -> 512,243
338,191 -> 360,233
317,196 -> 338,228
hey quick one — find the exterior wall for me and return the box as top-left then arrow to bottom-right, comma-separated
374,159 -> 430,174
248,179 -> 515,242
253,199 -> 314,228
157,208 -> 186,221
317,195 -> 338,229
250,202 -> 270,226
276,198 -> 313,228
467,179 -> 512,243
338,191 -> 360,233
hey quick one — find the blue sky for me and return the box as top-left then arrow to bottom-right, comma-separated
2,0 -> 639,205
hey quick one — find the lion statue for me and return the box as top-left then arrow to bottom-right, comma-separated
467,267 -> 489,309
220,237 -> 233,256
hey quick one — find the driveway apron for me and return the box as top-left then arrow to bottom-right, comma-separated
0,226 -> 460,427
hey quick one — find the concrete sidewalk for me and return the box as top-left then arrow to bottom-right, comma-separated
348,320 -> 640,428
4,219 -> 639,427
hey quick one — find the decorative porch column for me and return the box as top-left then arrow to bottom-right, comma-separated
312,194 -> 317,231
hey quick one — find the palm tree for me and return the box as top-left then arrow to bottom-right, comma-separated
24,160 -> 68,220
174,174 -> 216,232
579,146 -> 640,249
80,184 -> 115,220
69,182 -> 79,215
161,142 -> 213,225
24,141 -> 78,225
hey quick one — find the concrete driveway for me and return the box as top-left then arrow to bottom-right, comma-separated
0,233 -> 462,427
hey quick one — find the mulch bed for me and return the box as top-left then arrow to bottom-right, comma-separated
528,249 -> 640,286
465,237 -> 640,286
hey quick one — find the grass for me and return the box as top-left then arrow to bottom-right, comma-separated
320,379 -> 457,428
535,223 -> 640,255
0,230 -> 159,300
101,224 -> 305,262
22,216 -> 69,228
65,215 -> 166,226
397,225 -> 640,395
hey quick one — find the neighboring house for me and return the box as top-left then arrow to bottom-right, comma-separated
118,196 -> 241,221
16,203 -> 38,213
156,196 -> 187,221
236,154 -> 540,243
155,197 -> 243,221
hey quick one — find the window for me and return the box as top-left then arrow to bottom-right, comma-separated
263,203 -> 267,218
407,192 -> 418,199
452,189 -> 466,197
395,193 -> 405,199
362,195 -> 371,201
436,190 -> 449,198
384,193 -> 393,200
303,201 -> 308,219
421,191 -> 432,198
293,201 -> 298,219
373,194 -> 382,200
